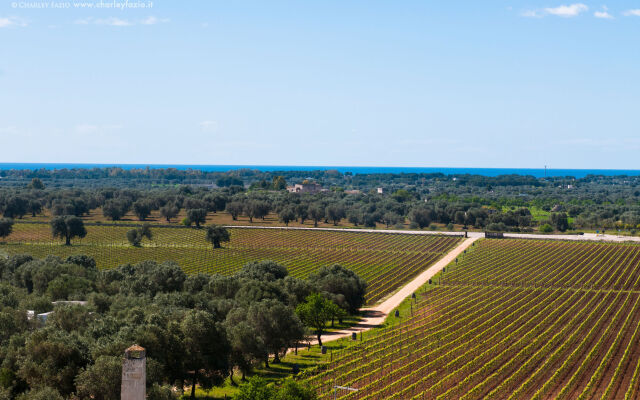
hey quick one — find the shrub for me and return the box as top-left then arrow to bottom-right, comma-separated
127,229 -> 142,247
540,223 -> 553,233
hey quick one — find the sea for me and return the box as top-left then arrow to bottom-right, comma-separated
1,163 -> 640,179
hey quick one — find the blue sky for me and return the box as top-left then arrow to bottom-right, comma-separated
0,1 -> 639,168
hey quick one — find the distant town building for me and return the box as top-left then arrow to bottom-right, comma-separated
287,182 -> 323,194
377,187 -> 384,194
344,189 -> 361,195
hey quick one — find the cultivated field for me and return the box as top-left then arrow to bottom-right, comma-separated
307,238 -> 640,399
0,222 -> 461,304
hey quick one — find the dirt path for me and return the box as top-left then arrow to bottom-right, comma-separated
297,237 -> 479,347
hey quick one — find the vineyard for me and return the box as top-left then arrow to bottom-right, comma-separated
0,222 -> 461,304
307,238 -> 640,399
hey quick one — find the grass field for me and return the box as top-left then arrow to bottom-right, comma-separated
0,222 -> 461,304
305,238 -> 640,399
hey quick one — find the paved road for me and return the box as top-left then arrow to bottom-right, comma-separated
228,224 -> 640,243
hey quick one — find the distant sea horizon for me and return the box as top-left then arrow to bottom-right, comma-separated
1,163 -> 640,179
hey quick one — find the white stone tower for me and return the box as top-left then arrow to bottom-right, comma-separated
121,344 -> 146,400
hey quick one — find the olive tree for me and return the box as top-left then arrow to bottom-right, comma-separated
226,201 -> 244,221
0,218 -> 13,241
133,199 -> 153,221
186,209 -> 207,228
308,264 -> 367,314
295,293 -> 335,347
160,203 -> 179,222
278,206 -> 296,226
205,225 -> 230,249
308,204 -> 325,227
50,216 -> 87,245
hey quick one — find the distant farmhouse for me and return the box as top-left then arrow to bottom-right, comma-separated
287,180 -> 326,194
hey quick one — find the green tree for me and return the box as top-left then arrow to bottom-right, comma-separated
206,225 -> 230,249
2,197 -> 28,219
27,200 -> 43,217
296,293 -> 334,347
391,189 -> 412,202
308,204 -> 325,227
410,207 -> 432,229
180,310 -> 230,399
236,260 -> 288,282
133,199 -> 153,221
254,201 -> 271,220
127,224 -> 153,246
160,203 -> 179,222
551,212 -> 569,232
0,378 -> 13,400
0,309 -> 29,343
16,386 -> 63,400
186,208 -> 207,228
140,223 -> 153,240
274,379 -> 318,400
224,311 -> 266,381
127,228 -> 143,246
325,301 -> 347,327
204,194 -> 227,213
29,177 -> 45,190
382,211 -> 402,228
226,201 -> 244,221
17,329 -> 88,396
540,223 -> 553,233
147,384 -> 179,400
102,199 -> 130,221
75,356 -> 121,400
235,376 -> 275,400
347,208 -> 363,226
296,203 -> 308,224
278,206 -> 296,226
50,215 -> 87,245
247,300 -> 305,366
326,204 -> 346,226
0,218 -> 13,241
308,265 -> 367,314
244,200 -> 270,223
47,276 -> 92,301
272,176 -> 287,190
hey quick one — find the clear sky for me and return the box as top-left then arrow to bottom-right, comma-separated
1,1 -> 639,168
